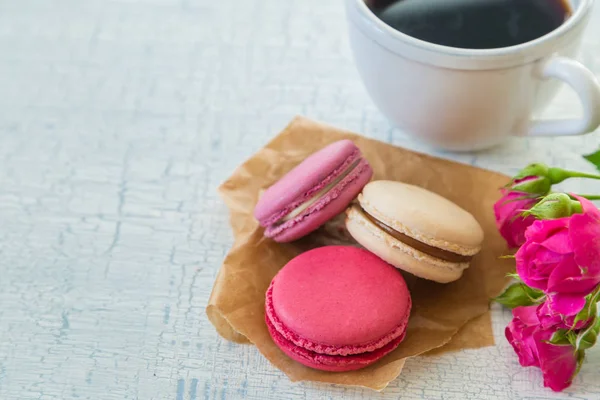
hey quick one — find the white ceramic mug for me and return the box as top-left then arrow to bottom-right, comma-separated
346,0 -> 600,151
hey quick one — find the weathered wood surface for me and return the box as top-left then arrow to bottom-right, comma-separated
1,1 -> 599,399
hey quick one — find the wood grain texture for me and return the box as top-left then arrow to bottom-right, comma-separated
0,0 -> 599,399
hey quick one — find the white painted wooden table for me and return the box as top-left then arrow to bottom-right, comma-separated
1,0 -> 600,399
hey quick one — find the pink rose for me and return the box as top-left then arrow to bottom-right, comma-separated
494,178 -> 539,248
516,196 -> 600,316
506,306 -> 579,392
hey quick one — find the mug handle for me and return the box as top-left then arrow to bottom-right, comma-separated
527,56 -> 600,137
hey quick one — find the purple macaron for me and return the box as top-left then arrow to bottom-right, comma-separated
254,140 -> 373,242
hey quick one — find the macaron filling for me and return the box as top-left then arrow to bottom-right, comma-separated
355,205 -> 473,263
274,158 -> 363,225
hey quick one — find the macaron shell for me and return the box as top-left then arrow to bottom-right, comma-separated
346,207 -> 466,283
271,246 -> 411,346
254,140 -> 362,224
267,159 -> 372,242
359,181 -> 484,254
266,315 -> 406,372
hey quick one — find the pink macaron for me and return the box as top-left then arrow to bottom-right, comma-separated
265,246 -> 411,372
254,140 -> 373,242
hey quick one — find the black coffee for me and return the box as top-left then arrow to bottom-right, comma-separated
367,0 -> 571,49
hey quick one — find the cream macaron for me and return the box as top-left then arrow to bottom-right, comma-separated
345,181 -> 484,283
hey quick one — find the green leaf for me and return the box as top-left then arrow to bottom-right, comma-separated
573,294 -> 599,329
523,285 -> 546,301
568,331 -> 578,346
493,282 -> 545,309
591,286 -> 600,303
549,329 -> 572,346
575,321 -> 598,351
583,149 -> 600,172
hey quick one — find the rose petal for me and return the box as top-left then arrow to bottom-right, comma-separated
513,305 -> 540,326
521,328 -> 541,367
516,244 -> 545,289
523,220 -> 546,240
525,218 -> 569,241
495,192 -> 532,221
570,214 -> 600,278
540,230 -> 572,254
547,293 -> 587,316
535,334 -> 578,392
531,248 -> 567,266
536,302 -> 562,330
546,257 -> 598,295
572,195 -> 600,221
503,216 -> 536,248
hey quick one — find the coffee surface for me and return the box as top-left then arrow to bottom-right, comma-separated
368,0 -> 571,49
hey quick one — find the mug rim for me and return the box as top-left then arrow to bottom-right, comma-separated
349,0 -> 594,69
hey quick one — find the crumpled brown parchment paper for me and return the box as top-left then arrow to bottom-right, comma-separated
206,116 -> 513,390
